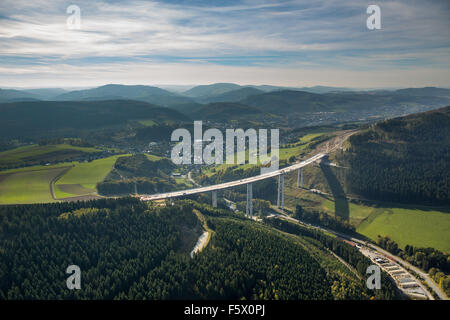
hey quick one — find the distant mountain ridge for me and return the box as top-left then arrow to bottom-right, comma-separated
239,88 -> 450,115
2,84 -> 450,120
0,88 -> 40,103
54,84 -> 195,107
182,83 -> 241,98
394,87 -> 450,97
190,102 -> 262,120
21,88 -> 68,100
194,87 -> 264,103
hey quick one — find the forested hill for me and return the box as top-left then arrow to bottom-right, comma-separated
0,198 -> 399,300
336,106 -> 450,204
0,100 -> 189,139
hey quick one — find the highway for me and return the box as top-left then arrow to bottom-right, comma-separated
362,241 -> 447,300
140,152 -> 326,201
267,211 -> 440,300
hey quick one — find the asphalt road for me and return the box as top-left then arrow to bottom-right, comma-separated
270,212 -> 447,300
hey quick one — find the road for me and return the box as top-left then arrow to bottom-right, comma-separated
190,231 -> 209,258
267,212 -> 447,300
187,171 -> 200,187
361,242 -> 447,300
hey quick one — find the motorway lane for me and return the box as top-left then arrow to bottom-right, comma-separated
267,212 -> 446,300
361,242 -> 447,300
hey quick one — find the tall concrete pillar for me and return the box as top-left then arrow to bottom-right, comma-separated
277,173 -> 285,209
212,190 -> 217,208
277,175 -> 281,207
297,168 -> 304,188
246,183 -> 253,217
301,168 -> 303,188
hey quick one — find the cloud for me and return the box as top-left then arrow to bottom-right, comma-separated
0,0 -> 449,87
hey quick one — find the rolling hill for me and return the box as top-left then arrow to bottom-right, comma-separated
0,143 -> 101,170
335,106 -> 450,205
240,89 -> 450,115
394,87 -> 450,97
0,99 -> 189,139
21,88 -> 68,100
182,83 -> 241,98
190,102 -> 262,120
54,84 -> 194,107
240,90 -> 330,114
195,87 -> 264,103
0,198 -> 400,299
0,88 -> 40,103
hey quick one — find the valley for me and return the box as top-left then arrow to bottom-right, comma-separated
0,83 -> 449,301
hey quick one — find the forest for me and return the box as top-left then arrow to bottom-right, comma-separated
0,197 -> 401,300
264,217 -> 401,300
335,106 -> 450,205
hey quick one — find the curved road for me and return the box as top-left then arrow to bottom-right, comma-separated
362,242 -> 447,300
269,212 -> 446,300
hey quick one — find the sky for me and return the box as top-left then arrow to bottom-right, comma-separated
0,0 -> 449,88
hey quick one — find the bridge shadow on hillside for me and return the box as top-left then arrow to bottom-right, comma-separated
320,157 -> 349,221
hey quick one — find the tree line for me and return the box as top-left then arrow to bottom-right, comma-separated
335,106 -> 450,205
264,217 -> 402,300
0,196 -> 402,300
376,235 -> 449,296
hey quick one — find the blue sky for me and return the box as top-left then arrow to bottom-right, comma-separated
0,0 -> 449,88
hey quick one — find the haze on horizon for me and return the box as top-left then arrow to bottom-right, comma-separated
0,0 -> 449,88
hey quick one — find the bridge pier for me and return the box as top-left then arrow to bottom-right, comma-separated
212,190 -> 217,208
246,183 -> 253,217
277,173 -> 285,209
297,168 -> 303,188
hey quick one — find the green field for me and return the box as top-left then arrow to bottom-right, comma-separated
285,188 -> 450,252
54,154 -> 131,198
0,167 -> 69,204
0,144 -> 100,169
138,119 -> 157,126
144,153 -> 165,161
0,154 -> 132,203
357,207 -> 450,252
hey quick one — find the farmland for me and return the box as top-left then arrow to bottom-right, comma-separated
0,154 -> 131,204
356,207 -> 450,252
284,186 -> 450,252
0,167 -> 68,204
0,143 -> 100,170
